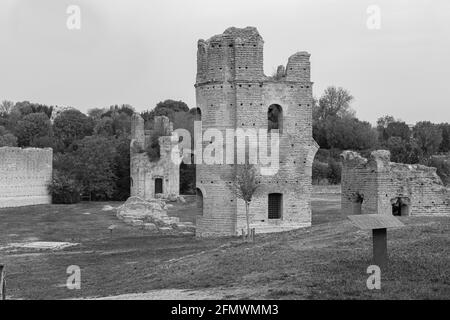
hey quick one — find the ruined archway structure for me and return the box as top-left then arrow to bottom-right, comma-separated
130,115 -> 180,200
195,27 -> 319,237
341,150 -> 450,216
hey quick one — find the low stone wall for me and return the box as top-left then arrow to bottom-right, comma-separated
0,147 -> 53,208
341,150 -> 450,216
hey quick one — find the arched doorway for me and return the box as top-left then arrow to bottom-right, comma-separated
391,197 -> 410,216
268,104 -> 283,133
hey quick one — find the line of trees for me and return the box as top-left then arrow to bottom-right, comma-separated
0,99 -> 197,203
1,89 -> 448,200
312,87 -> 450,185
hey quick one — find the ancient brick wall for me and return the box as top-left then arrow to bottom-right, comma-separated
341,151 -> 381,215
341,150 -> 450,216
195,27 -> 318,236
0,147 -> 52,208
130,114 -> 180,200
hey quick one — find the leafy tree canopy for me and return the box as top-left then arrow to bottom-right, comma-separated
313,86 -> 355,122
71,135 -> 118,200
413,121 -> 443,157
142,99 -> 190,126
53,109 -> 94,148
16,112 -> 52,147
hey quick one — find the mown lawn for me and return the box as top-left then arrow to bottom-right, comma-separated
0,193 -> 448,300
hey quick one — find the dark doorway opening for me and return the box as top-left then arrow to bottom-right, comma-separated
392,197 -> 410,216
268,193 -> 282,219
353,193 -> 364,215
155,178 -> 163,195
180,160 -> 196,195
196,188 -> 203,216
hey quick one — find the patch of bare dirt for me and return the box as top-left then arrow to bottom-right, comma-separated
90,286 -> 271,300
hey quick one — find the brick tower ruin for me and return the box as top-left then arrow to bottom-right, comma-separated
195,27 -> 319,237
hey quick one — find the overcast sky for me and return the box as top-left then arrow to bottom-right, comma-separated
1,0 -> 449,124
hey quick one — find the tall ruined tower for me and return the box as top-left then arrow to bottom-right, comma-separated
195,27 -> 318,237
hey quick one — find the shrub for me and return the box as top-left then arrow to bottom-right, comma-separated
428,157 -> 450,186
30,136 -> 65,152
16,112 -> 52,147
0,133 -> 18,147
52,136 -> 118,201
146,126 -> 167,161
315,148 -> 341,163
72,136 -> 117,200
313,153 -> 343,185
386,136 -> 422,164
312,160 -> 329,185
53,109 -> 94,147
146,134 -> 161,161
48,171 -> 82,204
112,135 -> 131,201
327,158 -> 342,184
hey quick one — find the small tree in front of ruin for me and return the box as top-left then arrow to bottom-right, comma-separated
228,163 -> 260,240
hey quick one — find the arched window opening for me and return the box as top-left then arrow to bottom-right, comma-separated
268,104 -> 283,133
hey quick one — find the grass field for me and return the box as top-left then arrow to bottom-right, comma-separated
0,193 -> 449,300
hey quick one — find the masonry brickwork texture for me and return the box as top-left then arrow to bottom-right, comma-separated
195,27 -> 319,237
0,147 -> 52,208
341,150 -> 450,216
130,114 -> 180,200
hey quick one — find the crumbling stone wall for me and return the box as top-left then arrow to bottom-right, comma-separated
195,27 -> 319,237
130,114 -> 180,201
0,147 -> 52,208
341,150 -> 450,216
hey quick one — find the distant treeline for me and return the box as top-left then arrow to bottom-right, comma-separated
311,87 -> 450,185
1,88 -> 448,202
0,99 -> 197,203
